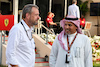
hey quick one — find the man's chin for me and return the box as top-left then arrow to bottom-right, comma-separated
33,22 -> 38,25
34,23 -> 38,25
66,33 -> 71,35
65,32 -> 71,35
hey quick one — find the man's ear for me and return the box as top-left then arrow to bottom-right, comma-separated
26,13 -> 30,19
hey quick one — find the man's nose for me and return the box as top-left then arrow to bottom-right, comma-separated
37,16 -> 40,20
66,25 -> 69,28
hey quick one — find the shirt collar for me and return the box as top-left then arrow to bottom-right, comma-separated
21,19 -> 33,31
68,31 -> 77,37
72,4 -> 76,6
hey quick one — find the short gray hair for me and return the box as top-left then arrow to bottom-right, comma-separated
72,0 -> 77,3
22,4 -> 39,18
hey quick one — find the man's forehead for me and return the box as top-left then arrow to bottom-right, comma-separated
65,21 -> 76,26
31,8 -> 39,13
65,21 -> 73,24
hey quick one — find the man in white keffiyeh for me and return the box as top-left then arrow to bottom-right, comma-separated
49,15 -> 93,67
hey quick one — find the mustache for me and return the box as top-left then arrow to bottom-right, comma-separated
64,29 -> 71,34
65,29 -> 70,31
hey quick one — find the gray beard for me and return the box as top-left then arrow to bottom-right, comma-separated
33,23 -> 38,25
33,22 -> 38,25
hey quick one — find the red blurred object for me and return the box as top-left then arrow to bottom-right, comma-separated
48,42 -> 53,46
80,18 -> 85,27
0,15 -> 14,30
96,58 -> 100,61
46,17 -> 53,27
95,45 -> 100,49
35,47 -> 37,51
94,42 -> 98,44
35,49 -> 36,52
96,59 -> 99,61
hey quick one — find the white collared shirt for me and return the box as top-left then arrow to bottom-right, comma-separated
6,19 -> 35,67
49,32 -> 93,67
68,4 -> 80,18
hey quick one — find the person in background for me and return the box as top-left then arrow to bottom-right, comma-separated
68,0 -> 80,19
80,14 -> 86,29
46,12 -> 57,28
49,15 -> 93,67
6,4 -> 39,67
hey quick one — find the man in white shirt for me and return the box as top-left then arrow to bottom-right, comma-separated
68,0 -> 80,18
49,15 -> 93,67
6,4 -> 39,67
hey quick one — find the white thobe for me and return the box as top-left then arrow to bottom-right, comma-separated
68,4 -> 80,18
49,32 -> 93,67
6,19 -> 35,67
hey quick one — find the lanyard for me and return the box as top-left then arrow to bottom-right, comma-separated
67,33 -> 78,53
20,22 -> 32,41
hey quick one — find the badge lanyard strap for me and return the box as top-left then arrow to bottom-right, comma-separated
20,22 -> 32,41
67,33 -> 78,53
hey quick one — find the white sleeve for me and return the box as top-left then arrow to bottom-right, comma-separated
49,36 -> 58,67
84,37 -> 93,67
76,7 -> 80,18
6,26 -> 20,65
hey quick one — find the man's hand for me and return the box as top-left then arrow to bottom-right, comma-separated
55,23 -> 57,26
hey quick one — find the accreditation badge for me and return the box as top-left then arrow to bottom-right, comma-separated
67,53 -> 70,61
65,53 -> 71,63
